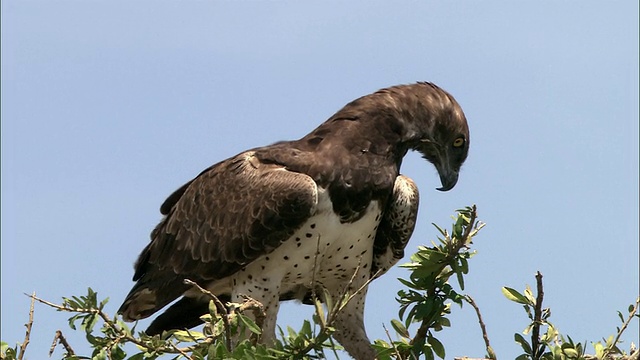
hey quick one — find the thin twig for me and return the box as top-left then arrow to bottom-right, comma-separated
604,296 -> 640,359
613,297 -> 639,348
382,323 -> 403,360
183,279 -> 232,350
465,295 -> 496,360
17,292 -> 36,360
49,330 -> 76,357
169,342 -> 194,360
31,294 -> 147,349
337,266 -> 381,314
531,271 -> 544,359
32,293 -> 218,357
296,247 -> 381,358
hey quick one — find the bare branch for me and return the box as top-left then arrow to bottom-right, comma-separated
382,323 -> 403,360
49,330 -> 75,357
531,271 -> 544,359
465,295 -> 495,360
169,342 -> 194,360
17,292 -> 36,360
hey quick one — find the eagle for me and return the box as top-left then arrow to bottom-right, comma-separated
118,82 -> 469,360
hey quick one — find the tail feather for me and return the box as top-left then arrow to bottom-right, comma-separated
146,296 -> 216,336
118,277 -> 188,322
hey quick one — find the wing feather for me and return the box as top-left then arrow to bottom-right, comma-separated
119,150 -> 318,320
153,151 -> 317,274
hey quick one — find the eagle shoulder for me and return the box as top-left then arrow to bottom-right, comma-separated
372,175 -> 420,276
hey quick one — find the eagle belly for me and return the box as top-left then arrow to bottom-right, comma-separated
202,187 -> 381,349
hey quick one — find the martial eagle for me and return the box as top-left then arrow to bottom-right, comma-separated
118,82 -> 470,359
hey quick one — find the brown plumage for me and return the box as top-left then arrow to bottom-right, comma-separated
118,82 -> 469,360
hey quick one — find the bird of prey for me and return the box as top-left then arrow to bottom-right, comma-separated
118,82 -> 469,359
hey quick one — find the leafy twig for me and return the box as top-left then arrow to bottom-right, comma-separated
183,279 -> 233,350
31,292 -> 215,356
410,205 -> 479,351
604,296 -> 640,359
237,294 -> 266,343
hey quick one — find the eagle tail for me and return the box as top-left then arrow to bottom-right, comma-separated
146,296 -> 220,336
117,277 -> 187,323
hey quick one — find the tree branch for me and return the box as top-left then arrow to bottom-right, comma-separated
604,296 -> 640,359
30,293 -> 213,356
17,292 -> 36,360
183,279 -> 232,350
465,295 -> 495,360
49,330 -> 75,357
531,271 -> 544,358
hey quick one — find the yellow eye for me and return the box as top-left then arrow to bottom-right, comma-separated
453,137 -> 465,148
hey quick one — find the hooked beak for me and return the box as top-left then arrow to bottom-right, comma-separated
436,166 -> 459,192
418,139 -> 461,192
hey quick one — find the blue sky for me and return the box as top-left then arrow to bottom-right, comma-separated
2,1 -> 638,359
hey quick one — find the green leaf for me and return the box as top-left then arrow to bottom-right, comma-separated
300,320 -> 312,337
423,345 -> 435,360
432,223 -> 447,237
563,347 -> 579,358
514,333 -> 532,354
502,287 -> 532,305
605,334 -> 614,347
427,335 -> 446,359
460,257 -> 469,274
314,296 -> 326,328
238,314 -> 262,335
390,319 -> 410,338
524,285 -> 536,305
397,277 -> 417,290
438,317 -> 451,329
593,341 -> 604,359
99,297 -> 109,310
170,330 -> 197,342
127,353 -> 146,360
455,267 -> 465,291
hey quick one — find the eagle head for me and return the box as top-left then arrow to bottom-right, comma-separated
416,103 -> 469,192
386,82 -> 470,191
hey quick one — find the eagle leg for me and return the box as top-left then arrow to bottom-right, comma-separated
330,287 -> 377,360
